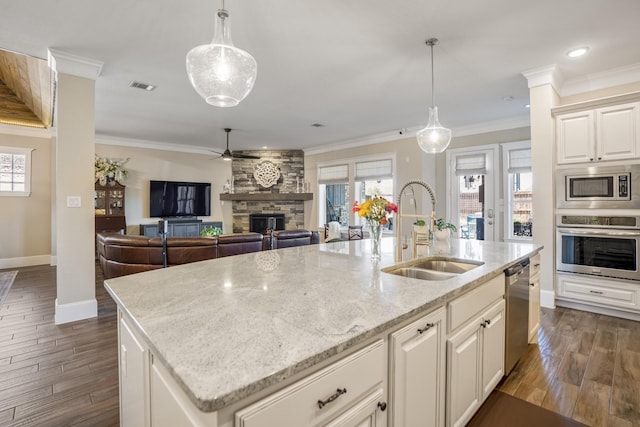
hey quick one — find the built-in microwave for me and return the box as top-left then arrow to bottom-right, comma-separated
557,165 -> 640,209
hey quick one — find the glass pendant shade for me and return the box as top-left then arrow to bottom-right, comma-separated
186,8 -> 257,107
416,107 -> 452,153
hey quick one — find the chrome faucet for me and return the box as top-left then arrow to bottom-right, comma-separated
395,179 -> 437,262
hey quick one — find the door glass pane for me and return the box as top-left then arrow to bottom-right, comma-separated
458,175 -> 484,239
511,172 -> 533,238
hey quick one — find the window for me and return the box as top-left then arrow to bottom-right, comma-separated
0,147 -> 34,197
454,153 -> 488,239
354,159 -> 394,231
502,142 -> 532,240
318,156 -> 395,231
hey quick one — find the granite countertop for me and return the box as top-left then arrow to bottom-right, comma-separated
104,237 -> 542,412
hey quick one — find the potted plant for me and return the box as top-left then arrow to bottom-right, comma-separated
413,219 -> 427,235
434,218 -> 457,241
200,226 -> 223,237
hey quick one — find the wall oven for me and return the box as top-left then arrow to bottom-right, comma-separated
556,215 -> 640,281
556,164 -> 640,209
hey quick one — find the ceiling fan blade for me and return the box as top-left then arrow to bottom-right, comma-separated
232,152 -> 260,159
208,149 -> 224,155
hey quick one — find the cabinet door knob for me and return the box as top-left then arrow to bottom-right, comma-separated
417,323 -> 435,334
378,401 -> 388,411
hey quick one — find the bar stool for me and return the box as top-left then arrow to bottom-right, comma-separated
348,225 -> 363,240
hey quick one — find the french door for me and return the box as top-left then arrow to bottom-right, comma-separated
445,146 -> 498,241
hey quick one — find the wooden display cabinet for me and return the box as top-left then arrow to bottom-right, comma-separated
95,180 -> 126,234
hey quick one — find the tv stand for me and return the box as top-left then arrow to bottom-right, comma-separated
140,220 -> 222,237
163,217 -> 202,224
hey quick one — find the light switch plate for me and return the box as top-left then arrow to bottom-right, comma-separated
67,196 -> 81,208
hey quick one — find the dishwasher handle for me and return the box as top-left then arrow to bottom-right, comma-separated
504,258 -> 530,277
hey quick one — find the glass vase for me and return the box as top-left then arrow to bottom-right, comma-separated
369,221 -> 382,261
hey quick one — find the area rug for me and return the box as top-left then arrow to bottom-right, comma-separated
467,390 -> 589,427
0,270 -> 18,309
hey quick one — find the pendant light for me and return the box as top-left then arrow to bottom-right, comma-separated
416,38 -> 452,153
186,0 -> 257,107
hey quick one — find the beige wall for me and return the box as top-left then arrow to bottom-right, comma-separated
560,82 -> 640,106
0,132 -> 52,265
95,143 -> 232,234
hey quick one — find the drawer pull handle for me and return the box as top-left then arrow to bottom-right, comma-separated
589,290 -> 604,295
417,323 -> 435,334
378,401 -> 387,411
481,319 -> 491,328
318,388 -> 347,409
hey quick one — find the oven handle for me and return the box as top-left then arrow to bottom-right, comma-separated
557,228 -> 640,237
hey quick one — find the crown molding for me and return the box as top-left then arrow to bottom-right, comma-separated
303,128 -> 420,156
47,48 -> 103,80
0,123 -> 54,139
452,114 -> 530,138
560,62 -> 640,97
95,134 -> 212,155
521,64 -> 563,93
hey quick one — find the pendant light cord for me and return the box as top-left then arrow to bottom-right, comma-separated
426,38 -> 438,108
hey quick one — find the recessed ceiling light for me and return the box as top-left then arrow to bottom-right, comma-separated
262,146 -> 268,149
129,80 -> 156,91
524,104 -> 531,109
566,47 -> 589,58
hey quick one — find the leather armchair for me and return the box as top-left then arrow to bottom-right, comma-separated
217,233 -> 264,257
271,230 -> 320,249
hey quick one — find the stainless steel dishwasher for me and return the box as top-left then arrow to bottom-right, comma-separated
504,258 -> 530,375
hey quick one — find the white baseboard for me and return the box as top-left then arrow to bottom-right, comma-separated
540,289 -> 556,309
0,255 -> 51,270
55,298 -> 97,324
50,256 -> 57,266
556,299 -> 640,321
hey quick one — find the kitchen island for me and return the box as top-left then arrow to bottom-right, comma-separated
105,237 -> 542,427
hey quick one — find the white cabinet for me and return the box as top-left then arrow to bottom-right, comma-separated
556,102 -> 640,164
389,307 -> 446,427
528,254 -> 541,343
119,311 -> 150,427
236,340 -> 387,427
446,299 -> 505,427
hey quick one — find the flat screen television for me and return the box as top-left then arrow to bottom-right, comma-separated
149,180 -> 211,218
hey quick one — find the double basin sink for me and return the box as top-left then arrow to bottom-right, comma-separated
382,257 -> 484,281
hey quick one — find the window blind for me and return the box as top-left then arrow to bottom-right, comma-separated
355,159 -> 393,181
318,164 -> 349,183
455,154 -> 487,176
507,148 -> 532,173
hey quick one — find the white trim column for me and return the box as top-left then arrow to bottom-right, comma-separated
48,49 -> 103,324
522,65 -> 561,309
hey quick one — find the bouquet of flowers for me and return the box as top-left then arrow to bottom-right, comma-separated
352,196 -> 398,226
95,155 -> 129,185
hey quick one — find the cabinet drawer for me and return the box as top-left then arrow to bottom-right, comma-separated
448,274 -> 504,332
529,253 -> 541,278
557,274 -> 639,310
235,340 -> 385,427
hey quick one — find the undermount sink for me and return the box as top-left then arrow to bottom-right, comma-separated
382,257 -> 484,281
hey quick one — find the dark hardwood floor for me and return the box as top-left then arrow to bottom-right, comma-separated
2,263 -> 640,426
0,264 -> 118,426
498,305 -> 640,427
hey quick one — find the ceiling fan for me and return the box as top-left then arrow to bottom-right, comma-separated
211,128 -> 260,161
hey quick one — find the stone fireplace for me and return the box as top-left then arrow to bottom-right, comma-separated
220,150 -> 312,233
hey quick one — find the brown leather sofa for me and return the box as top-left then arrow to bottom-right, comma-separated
97,232 -> 264,279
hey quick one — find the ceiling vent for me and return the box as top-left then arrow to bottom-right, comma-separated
311,123 -> 325,128
129,81 -> 156,91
